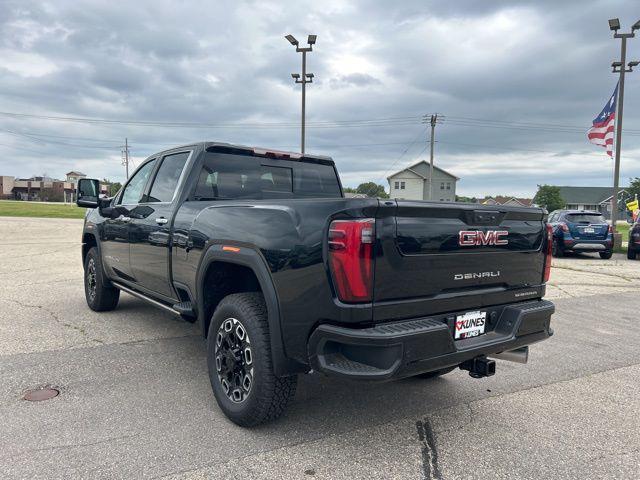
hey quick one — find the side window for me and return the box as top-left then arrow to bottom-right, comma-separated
145,152 -> 190,203
119,159 -> 156,205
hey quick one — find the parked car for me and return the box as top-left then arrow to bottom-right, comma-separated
548,210 -> 613,259
628,220 -> 640,259
76,142 -> 555,426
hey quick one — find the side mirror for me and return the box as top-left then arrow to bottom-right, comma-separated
76,178 -> 100,208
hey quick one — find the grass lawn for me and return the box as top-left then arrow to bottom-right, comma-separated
617,222 -> 630,242
0,200 -> 86,219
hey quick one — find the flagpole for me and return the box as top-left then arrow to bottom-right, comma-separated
611,37 -> 626,234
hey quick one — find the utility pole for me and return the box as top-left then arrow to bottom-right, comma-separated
121,138 -> 130,179
422,114 -> 444,200
608,18 -> 639,235
285,34 -> 316,154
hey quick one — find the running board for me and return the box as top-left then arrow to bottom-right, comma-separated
111,282 -> 181,316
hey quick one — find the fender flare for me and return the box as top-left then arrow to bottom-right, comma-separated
196,244 -> 302,376
82,229 -> 113,287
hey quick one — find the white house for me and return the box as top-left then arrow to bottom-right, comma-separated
387,160 -> 459,201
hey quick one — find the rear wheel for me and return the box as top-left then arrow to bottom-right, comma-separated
206,292 -> 297,427
414,366 -> 456,379
84,247 -> 119,311
552,238 -> 564,258
628,246 -> 637,260
599,251 -> 613,260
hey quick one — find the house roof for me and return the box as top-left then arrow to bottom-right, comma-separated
482,196 -> 533,207
557,186 -> 627,205
66,171 -> 86,176
387,160 -> 460,180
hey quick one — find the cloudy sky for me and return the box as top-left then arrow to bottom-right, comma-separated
0,0 -> 638,197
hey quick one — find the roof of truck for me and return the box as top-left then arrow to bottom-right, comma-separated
152,141 -> 335,165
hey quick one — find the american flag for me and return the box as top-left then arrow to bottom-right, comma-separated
587,83 -> 618,158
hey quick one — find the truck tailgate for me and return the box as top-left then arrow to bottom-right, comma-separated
373,200 -> 546,320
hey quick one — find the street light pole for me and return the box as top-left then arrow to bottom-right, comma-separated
286,34 -> 316,154
608,18 -> 639,234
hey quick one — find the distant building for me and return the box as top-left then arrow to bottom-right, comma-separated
557,186 -> 628,219
481,196 -> 533,207
387,161 -> 459,201
0,174 -> 108,202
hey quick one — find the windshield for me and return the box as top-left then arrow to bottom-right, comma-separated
565,213 -> 606,224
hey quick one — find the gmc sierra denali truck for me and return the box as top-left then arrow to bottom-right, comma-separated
76,142 -> 555,426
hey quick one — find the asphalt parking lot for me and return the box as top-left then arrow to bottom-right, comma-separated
1,216 -> 639,479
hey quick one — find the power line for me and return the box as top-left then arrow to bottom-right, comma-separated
0,110 -> 424,129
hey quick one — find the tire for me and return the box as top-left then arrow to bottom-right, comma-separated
627,247 -> 637,260
599,251 -> 613,260
84,247 -> 120,311
414,366 -> 456,379
552,238 -> 564,258
206,292 -> 297,427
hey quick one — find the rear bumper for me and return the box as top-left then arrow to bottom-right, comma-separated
308,300 -> 554,380
563,237 -> 612,251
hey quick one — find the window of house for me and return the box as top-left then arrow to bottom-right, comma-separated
394,181 -> 399,189
440,182 -> 445,190
400,181 -> 405,190
446,182 -> 451,190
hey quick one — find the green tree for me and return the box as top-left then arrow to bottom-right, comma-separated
627,177 -> 640,201
355,182 -> 389,198
533,185 -> 564,212
455,195 -> 478,203
102,178 -> 122,197
343,186 -> 357,194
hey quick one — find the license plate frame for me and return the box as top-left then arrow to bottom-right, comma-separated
583,227 -> 595,234
454,311 -> 487,340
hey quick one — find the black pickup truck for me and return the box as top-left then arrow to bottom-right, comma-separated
76,142 -> 554,426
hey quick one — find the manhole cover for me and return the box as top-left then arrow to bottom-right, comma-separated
23,387 -> 60,402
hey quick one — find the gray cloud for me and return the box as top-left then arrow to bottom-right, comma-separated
0,0 -> 638,198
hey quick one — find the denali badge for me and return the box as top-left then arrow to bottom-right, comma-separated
459,230 -> 508,246
454,271 -> 501,281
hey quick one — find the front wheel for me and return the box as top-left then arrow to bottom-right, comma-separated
84,247 -> 119,311
207,292 -> 297,427
599,251 -> 613,260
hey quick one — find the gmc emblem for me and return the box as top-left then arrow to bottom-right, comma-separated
459,230 -> 509,246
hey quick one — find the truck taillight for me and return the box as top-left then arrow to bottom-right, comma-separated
543,223 -> 553,282
559,222 -> 569,232
608,224 -> 613,234
328,219 -> 375,303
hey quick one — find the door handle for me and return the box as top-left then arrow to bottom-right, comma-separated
117,215 -> 131,222
155,217 -> 169,225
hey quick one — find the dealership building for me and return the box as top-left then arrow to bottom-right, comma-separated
0,171 -> 108,202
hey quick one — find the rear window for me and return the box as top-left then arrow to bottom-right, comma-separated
192,153 -> 341,200
565,213 -> 606,224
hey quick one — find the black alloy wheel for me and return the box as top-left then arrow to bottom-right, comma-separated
214,317 -> 254,403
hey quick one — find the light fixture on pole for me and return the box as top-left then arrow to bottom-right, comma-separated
607,18 -> 638,237
285,34 -> 316,154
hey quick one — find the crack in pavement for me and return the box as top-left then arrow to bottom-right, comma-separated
552,265 -> 638,282
0,433 -> 141,461
5,299 -> 104,345
416,419 -> 443,480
